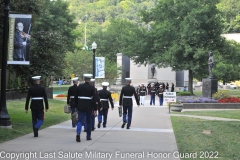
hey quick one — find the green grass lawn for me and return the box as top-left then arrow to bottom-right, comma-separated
171,116 -> 240,160
173,110 -> 240,120
0,99 -> 70,143
52,84 -> 71,93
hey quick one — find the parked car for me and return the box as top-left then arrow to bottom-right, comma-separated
229,84 -> 237,89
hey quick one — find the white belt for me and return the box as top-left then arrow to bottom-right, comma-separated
140,91 -> 145,92
100,99 -> 108,101
32,97 -> 43,100
70,96 -> 74,98
123,96 -> 132,98
78,96 -> 92,100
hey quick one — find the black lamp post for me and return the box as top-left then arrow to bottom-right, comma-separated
0,0 -> 11,127
92,42 -> 97,79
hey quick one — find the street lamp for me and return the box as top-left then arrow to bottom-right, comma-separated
0,0 -> 11,127
92,42 -> 97,79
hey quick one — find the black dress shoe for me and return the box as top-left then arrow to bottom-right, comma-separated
87,138 -> 92,140
103,126 -> 106,128
97,122 -> 101,128
121,122 -> 126,128
34,130 -> 38,137
127,127 -> 130,129
76,135 -> 80,142
92,128 -> 95,131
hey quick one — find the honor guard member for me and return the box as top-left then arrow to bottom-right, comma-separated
157,85 -> 164,106
67,77 -> 79,128
97,82 -> 114,128
25,76 -> 49,137
74,74 -> 97,142
119,78 -> 140,129
139,83 -> 147,105
89,79 -> 101,131
150,83 -> 157,105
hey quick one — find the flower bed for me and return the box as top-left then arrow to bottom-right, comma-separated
55,94 -> 67,97
218,97 -> 240,103
177,96 -> 240,109
177,96 -> 218,103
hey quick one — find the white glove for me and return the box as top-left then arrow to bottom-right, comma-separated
22,42 -> 26,46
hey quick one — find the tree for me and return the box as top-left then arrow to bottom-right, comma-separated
63,50 -> 121,85
4,0 -> 78,87
217,0 -> 240,33
213,40 -> 240,84
123,0 -> 225,94
89,18 -> 141,62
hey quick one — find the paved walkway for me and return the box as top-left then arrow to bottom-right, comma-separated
0,99 -> 180,160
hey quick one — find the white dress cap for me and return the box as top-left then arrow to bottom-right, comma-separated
141,83 -> 144,85
32,76 -> 41,80
125,78 -> 132,81
83,74 -> 92,79
71,77 -> 79,81
90,79 -> 95,82
102,82 -> 109,86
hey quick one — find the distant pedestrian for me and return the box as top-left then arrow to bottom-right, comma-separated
25,76 -> 49,137
136,85 -> 140,101
97,82 -> 114,128
166,82 -> 169,92
74,74 -> 97,142
139,83 -> 147,105
157,85 -> 164,106
171,83 -> 175,92
119,78 -> 140,129
149,83 -> 157,105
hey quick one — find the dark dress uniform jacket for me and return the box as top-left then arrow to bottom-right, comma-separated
139,86 -> 147,96
75,82 -> 97,111
150,87 -> 157,96
98,89 -> 114,109
25,84 -> 49,110
95,88 -> 102,110
157,88 -> 164,98
119,85 -> 140,106
67,84 -> 78,107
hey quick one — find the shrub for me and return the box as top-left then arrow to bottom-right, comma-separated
177,92 -> 191,96
212,90 -> 230,100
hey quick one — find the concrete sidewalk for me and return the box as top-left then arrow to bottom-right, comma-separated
0,99 -> 180,160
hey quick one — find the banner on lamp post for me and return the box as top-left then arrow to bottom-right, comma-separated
95,57 -> 105,78
7,14 -> 32,65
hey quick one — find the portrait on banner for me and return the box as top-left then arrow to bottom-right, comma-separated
8,14 -> 32,65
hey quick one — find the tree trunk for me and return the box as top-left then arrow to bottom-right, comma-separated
188,70 -> 194,95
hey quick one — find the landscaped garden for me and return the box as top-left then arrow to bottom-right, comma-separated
176,90 -> 240,103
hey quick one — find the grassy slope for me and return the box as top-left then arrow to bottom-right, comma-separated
0,99 -> 70,143
171,116 -> 240,160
